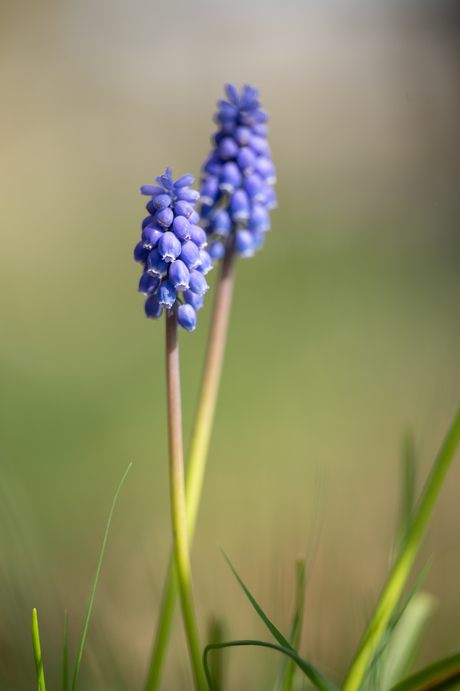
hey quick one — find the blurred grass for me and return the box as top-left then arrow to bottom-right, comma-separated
1,0 -> 460,689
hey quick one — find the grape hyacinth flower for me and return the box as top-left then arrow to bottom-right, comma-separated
200,83 -> 276,260
134,168 -> 211,332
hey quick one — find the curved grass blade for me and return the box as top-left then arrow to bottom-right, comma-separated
220,549 -> 338,691
204,639 -> 339,691
343,404 -> 460,691
71,463 -> 132,691
31,608 -> 46,691
388,651 -> 460,691
62,610 -> 69,691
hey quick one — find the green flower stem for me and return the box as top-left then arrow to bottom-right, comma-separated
342,404 -> 460,691
145,238 -> 235,691
165,307 -> 207,691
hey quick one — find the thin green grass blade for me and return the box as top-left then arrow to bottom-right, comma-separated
388,651 -> 460,691
279,557 -> 306,691
62,610 -> 69,691
207,617 -> 227,691
31,608 -> 46,691
204,640 -> 340,691
343,404 -> 460,691
220,549 -> 338,691
71,463 -> 132,691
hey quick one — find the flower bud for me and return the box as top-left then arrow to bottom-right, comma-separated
220,162 -> 242,193
156,207 -> 174,228
201,176 -> 220,206
189,270 -> 209,296
156,172 -> 173,191
218,137 -> 239,161
243,173 -> 264,202
180,240 -> 202,270
157,280 -> 177,308
234,126 -> 252,146
147,248 -> 168,277
250,135 -> 271,157
203,153 -> 222,177
172,215 -> 192,241
142,214 -> 156,229
208,241 -> 225,261
174,200 -> 194,218
190,225 -> 207,249
174,174 -> 195,188
142,224 -> 163,249
169,259 -> 190,291
153,193 -> 173,210
249,204 -> 270,232
252,123 -> 269,137
236,147 -> 256,174
140,184 -> 164,197
189,210 -> 200,225
196,250 -> 213,275
158,231 -> 181,262
138,272 -> 160,295
134,241 -> 150,265
235,229 -> 255,258
254,157 -> 276,184
176,188 -> 201,203
212,209 -> 232,236
177,304 -> 197,332
145,294 -> 162,319
230,189 -> 250,221
183,289 -> 204,311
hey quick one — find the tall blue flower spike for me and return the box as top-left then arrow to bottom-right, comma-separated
134,167 -> 210,331
200,83 -> 276,260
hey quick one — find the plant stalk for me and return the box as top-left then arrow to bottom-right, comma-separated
165,307 -> 207,691
342,404 -> 460,691
145,238 -> 235,691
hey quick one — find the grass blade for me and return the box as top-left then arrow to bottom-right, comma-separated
71,463 -> 132,691
220,549 -> 338,691
388,651 -> 460,691
31,608 -> 46,691
276,556 -> 306,691
62,610 -> 69,691
343,404 -> 460,691
204,640 -> 339,691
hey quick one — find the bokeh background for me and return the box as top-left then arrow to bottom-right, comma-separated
1,0 -> 460,689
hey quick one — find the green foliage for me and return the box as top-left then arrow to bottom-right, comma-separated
31,608 -> 46,691
388,651 -> 460,691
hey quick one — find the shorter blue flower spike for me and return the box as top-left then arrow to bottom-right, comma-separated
174,173 -> 194,188
140,184 -> 164,197
176,188 -> 201,203
235,229 -> 255,258
189,271 -> 209,296
145,294 -> 162,319
157,280 -> 177,308
158,232 -> 181,262
190,225 -> 207,249
134,241 -> 150,265
169,260 -> 190,291
208,241 -> 226,261
138,272 -> 160,295
177,304 -> 197,332
142,225 -> 163,249
147,248 -> 168,276
180,240 -> 202,270
153,194 -> 173,210
183,289 -> 204,311
136,169 -> 208,328
157,207 -> 174,228
196,250 -> 213,275
173,216 -> 192,241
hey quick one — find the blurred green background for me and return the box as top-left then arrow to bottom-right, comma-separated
1,0 -> 460,689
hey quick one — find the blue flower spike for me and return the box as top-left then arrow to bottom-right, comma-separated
133,168 -> 209,330
201,83 -> 276,260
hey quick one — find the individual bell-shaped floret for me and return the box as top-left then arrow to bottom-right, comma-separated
235,229 -> 255,258
173,173 -> 194,188
230,189 -> 250,221
208,241 -> 226,261
177,304 -> 197,333
138,272 -> 160,295
203,153 -> 222,178
157,207 -> 174,228
254,157 -> 276,185
157,280 -> 177,308
147,248 -> 168,277
234,126 -> 252,146
153,194 -> 173,210
176,188 -> 201,203
140,184 -> 164,197
196,250 -> 213,275
142,224 -> 163,249
218,137 -> 239,161
169,259 -> 190,291
158,231 -> 181,262
134,241 -> 150,265
183,289 -> 204,311
142,214 -> 156,229
243,173 -> 265,202
212,209 -> 232,237
249,204 -> 271,232
189,270 -> 209,296
190,225 -> 207,249
172,216 -> 192,241
145,294 -> 162,319
237,147 -> 256,174
189,210 -> 200,225
174,200 -> 194,218
201,176 -> 220,206
180,240 -> 202,271
219,162 -> 242,193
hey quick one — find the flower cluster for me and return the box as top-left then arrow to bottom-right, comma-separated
200,83 -> 276,259
133,168 -> 213,332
